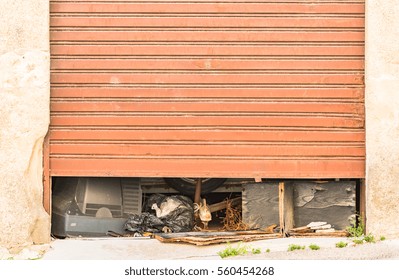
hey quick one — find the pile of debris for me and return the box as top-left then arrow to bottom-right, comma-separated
288,221 -> 349,237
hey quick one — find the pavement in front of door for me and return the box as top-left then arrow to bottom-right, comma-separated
3,235 -> 399,260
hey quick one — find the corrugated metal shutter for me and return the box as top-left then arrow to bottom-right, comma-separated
49,0 -> 365,179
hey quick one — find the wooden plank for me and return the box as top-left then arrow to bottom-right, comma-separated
50,73 -> 364,85
359,179 -> 366,231
48,158 -> 366,178
279,182 -> 284,235
50,44 -> 365,56
209,197 -> 241,213
50,30 -> 364,43
242,182 -> 280,230
284,182 -> 295,235
279,181 -> 295,236
293,181 -> 356,230
50,101 -> 364,115
50,2 -> 365,14
294,181 -> 356,208
289,226 -> 313,233
51,58 -> 365,71
50,87 -> 364,99
50,16 -> 365,28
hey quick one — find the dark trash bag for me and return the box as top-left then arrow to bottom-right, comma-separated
124,194 -> 194,234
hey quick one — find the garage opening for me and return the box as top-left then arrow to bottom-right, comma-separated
51,177 -> 360,242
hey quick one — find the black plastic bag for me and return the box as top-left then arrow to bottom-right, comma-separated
124,213 -> 165,233
124,194 -> 194,234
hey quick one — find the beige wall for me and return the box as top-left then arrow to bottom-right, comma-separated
0,0 -> 50,249
365,0 -> 399,238
1,0 -> 399,249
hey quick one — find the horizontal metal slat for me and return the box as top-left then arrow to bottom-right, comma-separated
49,129 -> 365,143
50,16 -> 365,28
49,157 -> 365,178
50,143 -> 365,157
50,30 -> 364,42
51,73 -> 364,85
50,115 -> 364,128
50,2 -> 365,14
50,101 -> 364,115
50,87 -> 363,99
51,58 -> 364,71
50,44 -> 364,56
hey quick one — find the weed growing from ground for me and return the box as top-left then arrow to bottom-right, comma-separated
380,236 -> 386,241
346,216 -> 365,238
266,249 -> 270,253
364,234 -> 376,243
309,244 -> 320,250
217,242 -> 249,258
217,243 -> 264,258
353,239 -> 364,245
336,241 -> 348,248
288,244 -> 305,251
251,248 -> 261,254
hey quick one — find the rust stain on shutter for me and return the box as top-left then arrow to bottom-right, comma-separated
49,0 -> 365,178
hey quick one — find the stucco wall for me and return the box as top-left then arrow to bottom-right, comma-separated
0,0 -> 398,250
365,0 -> 399,238
0,0 -> 50,249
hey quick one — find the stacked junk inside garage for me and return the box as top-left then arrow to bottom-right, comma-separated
51,177 -> 359,245
48,0 -> 365,245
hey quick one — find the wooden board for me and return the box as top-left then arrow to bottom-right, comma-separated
242,182 -> 280,229
293,181 -> 356,230
279,182 -> 295,236
242,180 -> 356,233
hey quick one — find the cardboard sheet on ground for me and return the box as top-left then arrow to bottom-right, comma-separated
154,230 -> 282,246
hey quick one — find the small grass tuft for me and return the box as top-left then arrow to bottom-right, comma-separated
364,234 -> 376,243
309,244 -> 320,250
346,215 -> 365,238
217,242 -> 249,259
335,241 -> 348,248
353,239 -> 364,245
251,248 -> 261,254
380,236 -> 386,241
288,244 -> 305,251
266,248 -> 271,253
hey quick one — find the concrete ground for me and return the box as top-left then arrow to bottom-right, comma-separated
3,236 -> 399,280
2,235 -> 399,260
35,236 -> 399,260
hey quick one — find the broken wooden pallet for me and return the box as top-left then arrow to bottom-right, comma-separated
154,230 -> 282,246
